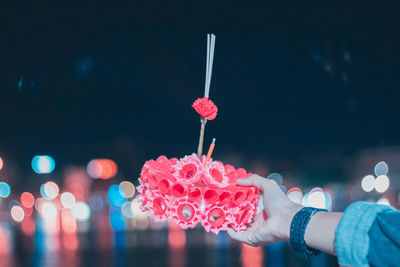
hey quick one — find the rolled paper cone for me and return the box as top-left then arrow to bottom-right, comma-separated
206,207 -> 226,227
245,188 -> 254,201
171,183 -> 187,198
188,186 -> 202,201
153,196 -> 168,216
173,154 -> 202,185
171,199 -> 201,229
232,187 -> 247,205
148,174 -> 159,190
203,162 -> 229,188
236,204 -> 252,225
177,203 -> 195,222
203,189 -> 218,205
158,178 -> 171,194
218,190 -> 233,205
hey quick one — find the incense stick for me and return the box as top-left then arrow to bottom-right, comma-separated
197,34 -> 216,158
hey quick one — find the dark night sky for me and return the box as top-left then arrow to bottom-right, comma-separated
1,1 -> 400,183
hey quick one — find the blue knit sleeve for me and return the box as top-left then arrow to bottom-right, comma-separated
366,209 -> 400,265
334,201 -> 395,266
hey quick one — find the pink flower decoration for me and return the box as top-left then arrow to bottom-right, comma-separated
146,192 -> 171,222
172,154 -> 202,185
170,199 -> 202,229
192,97 -> 218,120
203,160 -> 229,188
201,205 -> 230,234
229,201 -> 257,232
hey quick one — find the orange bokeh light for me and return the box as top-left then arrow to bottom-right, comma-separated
241,244 -> 263,267
21,192 -> 35,208
0,157 -> 3,170
87,159 -> 118,179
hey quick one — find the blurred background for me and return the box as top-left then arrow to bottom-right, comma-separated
1,1 -> 400,266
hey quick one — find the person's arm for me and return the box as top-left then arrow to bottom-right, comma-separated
228,174 -> 400,266
303,210 -> 342,255
227,174 -> 342,255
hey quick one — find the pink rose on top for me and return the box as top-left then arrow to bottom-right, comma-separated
192,97 -> 218,120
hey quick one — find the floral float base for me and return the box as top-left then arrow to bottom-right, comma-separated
137,154 -> 259,234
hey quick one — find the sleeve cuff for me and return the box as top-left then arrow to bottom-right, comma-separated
334,201 -> 394,267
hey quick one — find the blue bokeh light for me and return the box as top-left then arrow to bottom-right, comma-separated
32,155 -> 55,174
0,182 -> 11,198
108,185 -> 125,208
110,209 -> 126,232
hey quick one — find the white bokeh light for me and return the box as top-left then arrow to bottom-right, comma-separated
375,175 -> 390,193
287,189 -> 303,204
121,201 -> 135,218
361,175 -> 375,192
11,206 -> 25,223
41,202 -> 58,220
72,201 -> 91,222
60,192 -> 76,209
377,197 -> 390,206
303,189 -> 326,209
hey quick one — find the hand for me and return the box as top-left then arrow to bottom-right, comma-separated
227,174 -> 303,246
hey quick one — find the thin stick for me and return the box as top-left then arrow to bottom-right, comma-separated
206,138 -> 216,162
204,34 -> 210,97
207,34 -> 215,98
204,34 -> 215,98
197,117 -> 207,158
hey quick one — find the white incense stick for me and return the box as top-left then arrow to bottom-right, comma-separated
204,33 -> 216,98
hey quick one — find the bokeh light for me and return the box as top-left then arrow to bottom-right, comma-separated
361,175 -> 375,192
374,161 -> 388,176
375,175 -> 390,193
303,187 -> 326,209
21,217 -> 35,235
42,181 -> 59,200
61,192 -> 76,209
131,198 -> 147,218
110,209 -> 126,231
287,187 -> 303,204
21,192 -> 35,208
120,181 -> 135,198
108,185 -> 125,208
377,197 -> 390,206
0,182 -> 11,198
11,206 -> 25,223
0,157 -> 3,170
121,201 -> 135,218
61,209 -> 77,233
266,173 -> 283,184
34,197 -> 46,213
87,159 -> 118,179
31,155 -> 55,174
72,201 -> 91,222
41,202 -> 58,220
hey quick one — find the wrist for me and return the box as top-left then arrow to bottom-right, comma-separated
277,204 -> 304,241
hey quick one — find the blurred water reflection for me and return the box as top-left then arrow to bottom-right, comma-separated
0,214 -> 339,267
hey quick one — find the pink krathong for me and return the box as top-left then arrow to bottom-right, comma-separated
137,154 -> 259,234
